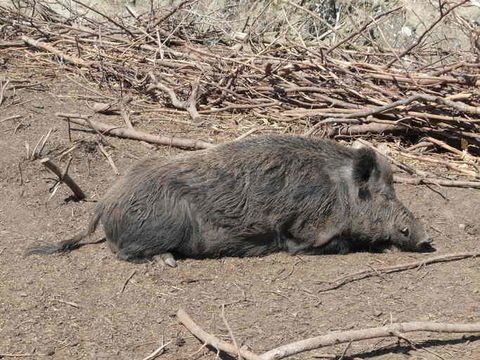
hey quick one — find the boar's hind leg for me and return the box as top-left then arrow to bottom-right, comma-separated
108,241 -> 145,263
158,252 -> 177,267
107,238 -> 177,266
114,246 -> 177,266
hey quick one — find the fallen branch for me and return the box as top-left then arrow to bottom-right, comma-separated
329,123 -> 400,137
21,36 -> 93,68
178,308 -> 480,360
396,151 -> 479,178
425,136 -> 477,161
55,113 -> 214,150
200,101 -> 279,114
259,321 -> 480,360
317,252 -> 480,292
394,176 -> 480,188
40,158 -> 86,200
310,93 -> 480,121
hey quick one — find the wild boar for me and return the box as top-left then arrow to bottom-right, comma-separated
28,135 -> 433,266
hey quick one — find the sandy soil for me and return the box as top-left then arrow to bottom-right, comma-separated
0,65 -> 479,360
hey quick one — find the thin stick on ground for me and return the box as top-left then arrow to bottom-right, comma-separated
119,269 -> 137,294
221,304 -> 243,360
317,251 -> 480,292
51,298 -> 81,308
0,115 -> 22,123
97,142 -> 120,175
40,157 -> 86,200
31,128 -> 54,160
0,352 -> 45,358
141,340 -> 172,360
120,107 -> 134,129
55,113 -> 214,150
394,176 -> 480,188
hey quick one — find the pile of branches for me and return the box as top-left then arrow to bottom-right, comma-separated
1,0 -> 480,186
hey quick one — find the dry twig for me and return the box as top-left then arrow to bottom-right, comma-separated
97,142 -> 119,175
394,176 -> 480,188
141,340 -> 172,360
119,269 -> 136,294
21,36 -> 93,67
55,113 -> 214,150
317,252 -> 480,292
40,158 -> 86,200
147,75 -> 202,124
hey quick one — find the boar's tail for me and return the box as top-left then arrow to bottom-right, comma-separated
26,205 -> 103,256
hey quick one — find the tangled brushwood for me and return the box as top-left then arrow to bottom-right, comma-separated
1,0 -> 479,187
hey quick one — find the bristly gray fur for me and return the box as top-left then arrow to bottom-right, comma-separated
27,135 -> 433,262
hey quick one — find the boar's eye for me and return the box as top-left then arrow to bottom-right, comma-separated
400,227 -> 410,237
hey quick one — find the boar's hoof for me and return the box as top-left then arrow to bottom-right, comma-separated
159,253 -> 177,267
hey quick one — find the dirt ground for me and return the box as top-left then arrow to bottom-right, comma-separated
1,64 -> 479,360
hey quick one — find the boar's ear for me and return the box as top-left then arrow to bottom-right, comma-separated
352,148 -> 378,199
353,148 -> 377,182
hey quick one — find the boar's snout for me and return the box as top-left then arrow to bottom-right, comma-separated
385,206 -> 435,253
400,222 -> 435,253
416,238 -> 435,252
